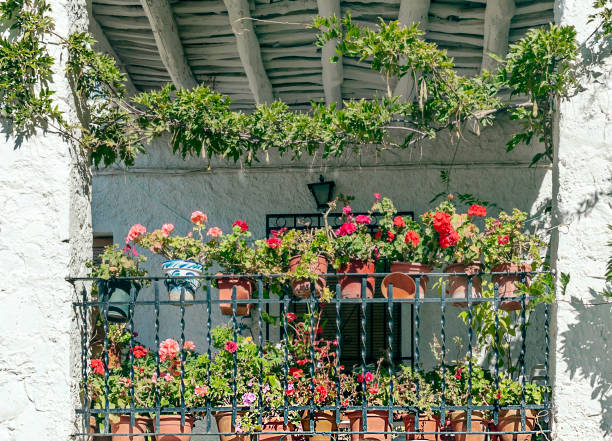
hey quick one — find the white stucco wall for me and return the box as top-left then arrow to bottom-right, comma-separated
552,1 -> 612,440
0,0 -> 91,440
92,114 -> 553,370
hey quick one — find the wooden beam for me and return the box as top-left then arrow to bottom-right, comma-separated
223,0 -> 274,104
139,0 -> 198,89
481,0 -> 515,72
317,0 -> 343,107
393,0 -> 430,102
88,1 -> 139,96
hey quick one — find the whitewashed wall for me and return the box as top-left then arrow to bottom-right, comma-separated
0,0 -> 91,440
92,114 -> 553,370
552,1 -> 612,440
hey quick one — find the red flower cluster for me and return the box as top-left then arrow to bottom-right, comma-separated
315,385 -> 328,402
232,219 -> 248,233
130,345 -> 148,359
357,371 -> 373,383
497,235 -> 509,245
225,341 -> 238,353
336,222 -> 357,237
159,338 -> 180,362
404,230 -> 420,247
286,312 -> 297,321
393,216 -> 405,228
297,359 -> 308,366
90,359 -> 105,375
433,212 -> 459,248
387,231 -> 395,242
368,385 -> 379,394
355,215 -> 371,225
374,231 -> 382,240
455,367 -> 462,380
266,237 -> 282,248
468,204 -> 487,217
289,367 -> 303,378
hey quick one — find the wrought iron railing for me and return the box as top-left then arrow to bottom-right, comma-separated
69,270 -> 552,440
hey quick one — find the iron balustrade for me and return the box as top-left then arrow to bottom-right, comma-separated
69,270 -> 552,439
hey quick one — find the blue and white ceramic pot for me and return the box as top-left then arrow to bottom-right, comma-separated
161,260 -> 203,303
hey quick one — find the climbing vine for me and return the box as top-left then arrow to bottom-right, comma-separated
0,0 -> 610,168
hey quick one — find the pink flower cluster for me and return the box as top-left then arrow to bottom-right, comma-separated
125,224 -> 146,244
190,211 -> 208,225
159,338 -> 180,362
336,222 -> 357,237
207,227 -> 223,238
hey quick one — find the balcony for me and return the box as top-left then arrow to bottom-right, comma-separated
71,270 -> 552,440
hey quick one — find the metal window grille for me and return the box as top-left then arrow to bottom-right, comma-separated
71,270 -> 552,440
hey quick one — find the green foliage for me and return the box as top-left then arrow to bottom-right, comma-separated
500,25 -> 578,163
135,223 -> 211,263
208,225 -> 257,275
590,0 -> 612,36
493,376 -> 548,406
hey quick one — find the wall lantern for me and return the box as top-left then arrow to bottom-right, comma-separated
307,175 -> 335,210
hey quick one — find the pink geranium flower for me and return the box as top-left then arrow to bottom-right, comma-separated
207,227 -> 223,238
125,224 -> 146,243
161,223 -> 174,237
183,340 -> 195,351
190,211 -> 208,225
355,215 -> 371,225
159,338 -> 180,362
195,386 -> 208,397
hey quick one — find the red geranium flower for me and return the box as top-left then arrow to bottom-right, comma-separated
387,231 -> 395,242
497,235 -> 510,245
364,372 -> 373,382
368,385 -> 379,394
130,345 -> 148,359
297,359 -> 308,366
225,341 -> 238,353
439,229 -> 459,248
267,237 -> 282,249
336,222 -> 357,237
468,204 -> 487,217
289,367 -> 303,378
90,359 -> 105,375
286,312 -> 297,321
455,367 -> 462,380
233,220 -> 248,233
405,230 -> 420,247
355,215 -> 371,225
393,216 -> 405,228
374,230 -> 382,240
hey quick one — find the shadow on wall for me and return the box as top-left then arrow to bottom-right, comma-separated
560,290 -> 612,436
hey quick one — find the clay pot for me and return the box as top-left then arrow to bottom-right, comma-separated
381,272 -> 416,299
402,414 -> 441,441
215,411 -> 249,441
449,411 -> 488,441
218,276 -> 252,316
110,415 -> 150,441
390,262 -> 432,297
259,418 -> 296,441
492,263 -> 532,310
301,410 -> 338,441
494,409 -> 537,441
346,410 -> 392,441
338,260 -> 375,299
289,255 -> 329,298
89,416 -> 112,441
153,415 -> 195,441
445,263 -> 483,307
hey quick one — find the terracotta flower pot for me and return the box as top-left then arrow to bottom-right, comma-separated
215,411 -> 249,441
289,255 -> 329,298
110,415 -> 150,441
259,418 -> 296,441
402,414 -> 441,441
347,410 -> 392,441
449,411 -> 488,441
89,416 -> 112,441
494,409 -> 537,441
390,262 -> 432,297
492,263 -> 532,310
381,272 -> 416,299
153,415 -> 195,441
445,263 -> 483,307
218,276 -> 252,316
338,260 -> 375,299
301,410 -> 338,441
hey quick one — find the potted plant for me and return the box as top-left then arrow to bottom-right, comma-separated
432,201 -> 486,307
146,338 -> 202,441
394,366 -> 441,441
342,361 -> 392,441
286,311 -> 339,441
206,325 -> 283,441
208,220 -> 256,315
374,196 -> 437,297
444,363 -> 493,441
491,377 -> 548,441
134,212 -> 214,302
85,358 -> 151,440
86,243 -> 147,323
281,229 -> 335,298
333,203 -> 378,298
483,209 -> 545,310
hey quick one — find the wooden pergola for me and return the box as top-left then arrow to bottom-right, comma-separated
89,0 -> 554,109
